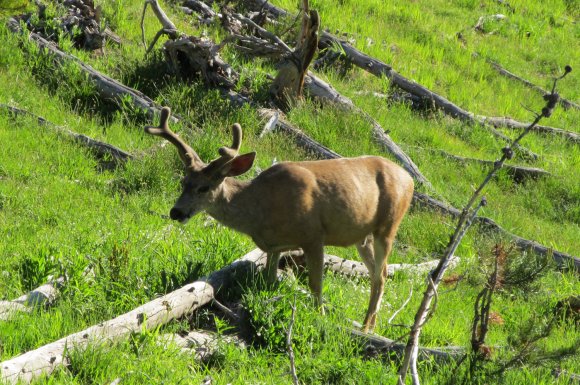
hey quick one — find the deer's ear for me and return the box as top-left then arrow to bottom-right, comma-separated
224,152 -> 256,177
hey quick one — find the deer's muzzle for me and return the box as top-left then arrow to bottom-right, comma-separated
170,207 -> 190,223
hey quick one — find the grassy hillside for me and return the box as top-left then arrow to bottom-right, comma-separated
0,0 -> 578,384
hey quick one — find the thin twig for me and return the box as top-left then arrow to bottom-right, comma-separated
141,1 -> 148,49
397,67 -> 571,385
211,299 -> 240,322
286,294 -> 299,385
388,287 -> 413,324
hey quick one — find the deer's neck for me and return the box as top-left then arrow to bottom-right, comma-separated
206,178 -> 256,234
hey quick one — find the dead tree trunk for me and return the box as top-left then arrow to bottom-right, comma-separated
280,250 -> 460,278
412,192 -> 580,273
269,0 -> 319,109
349,329 -> 464,364
0,276 -> 65,321
143,0 -> 238,89
0,249 -> 267,385
6,18 -> 186,125
1,104 -> 133,163
487,59 -> 580,111
405,144 -> 550,181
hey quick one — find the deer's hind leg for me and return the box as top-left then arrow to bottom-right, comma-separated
362,233 -> 394,332
356,234 -> 376,278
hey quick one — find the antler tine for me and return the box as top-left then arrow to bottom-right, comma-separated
144,107 -> 203,167
218,123 -> 242,159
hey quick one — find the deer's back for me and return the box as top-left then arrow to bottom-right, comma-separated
245,156 -> 413,249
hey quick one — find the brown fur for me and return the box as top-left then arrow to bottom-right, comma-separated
146,108 -> 414,331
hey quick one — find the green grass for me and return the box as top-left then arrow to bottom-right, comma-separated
0,0 -> 579,384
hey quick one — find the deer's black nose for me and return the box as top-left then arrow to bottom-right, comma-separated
170,208 -> 186,221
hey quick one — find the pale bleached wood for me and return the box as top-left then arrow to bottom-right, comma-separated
0,276 -> 66,321
6,18 -> 186,126
282,250 -> 460,278
487,59 -> 579,111
258,108 -> 341,160
159,330 -> 244,361
349,328 -> 464,364
0,249 -> 266,385
13,277 -> 66,307
0,301 -> 30,321
1,104 -> 133,162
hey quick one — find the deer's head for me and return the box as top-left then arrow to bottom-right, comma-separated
145,107 -> 256,223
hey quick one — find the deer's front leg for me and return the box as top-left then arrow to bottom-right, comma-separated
265,251 -> 281,287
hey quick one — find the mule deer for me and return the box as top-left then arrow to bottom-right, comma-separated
146,107 -> 414,331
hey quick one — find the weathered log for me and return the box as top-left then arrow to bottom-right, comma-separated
258,108 -> 341,160
487,59 -> 579,111
280,250 -> 460,278
0,249 -> 267,385
7,18 -> 186,125
182,0 -> 218,22
14,0 -> 116,51
164,36 -> 238,88
0,301 -> 30,321
349,328 -> 464,364
0,276 -> 65,321
229,12 -> 290,51
229,34 -> 287,59
473,14 -> 507,33
361,89 -> 579,145
158,330 -> 244,360
406,144 -> 550,181
480,116 -> 580,144
412,192 -> 580,273
1,104 -> 133,162
144,0 -> 238,89
315,33 -> 539,159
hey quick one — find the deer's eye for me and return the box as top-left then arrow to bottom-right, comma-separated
197,186 -> 210,193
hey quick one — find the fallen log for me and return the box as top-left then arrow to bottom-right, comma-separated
158,330 -> 245,361
258,108 -> 341,159
280,250 -> 460,278
0,276 -> 65,320
412,192 -> 580,273
0,302 -> 30,321
480,116 -> 580,144
7,18 -> 187,125
1,104 -> 133,163
316,34 -> 541,159
13,0 -> 118,51
0,249 -> 267,385
487,59 -> 580,111
349,328 -> 464,364
405,144 -> 550,181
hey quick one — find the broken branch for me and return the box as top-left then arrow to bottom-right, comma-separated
0,249 -> 267,384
